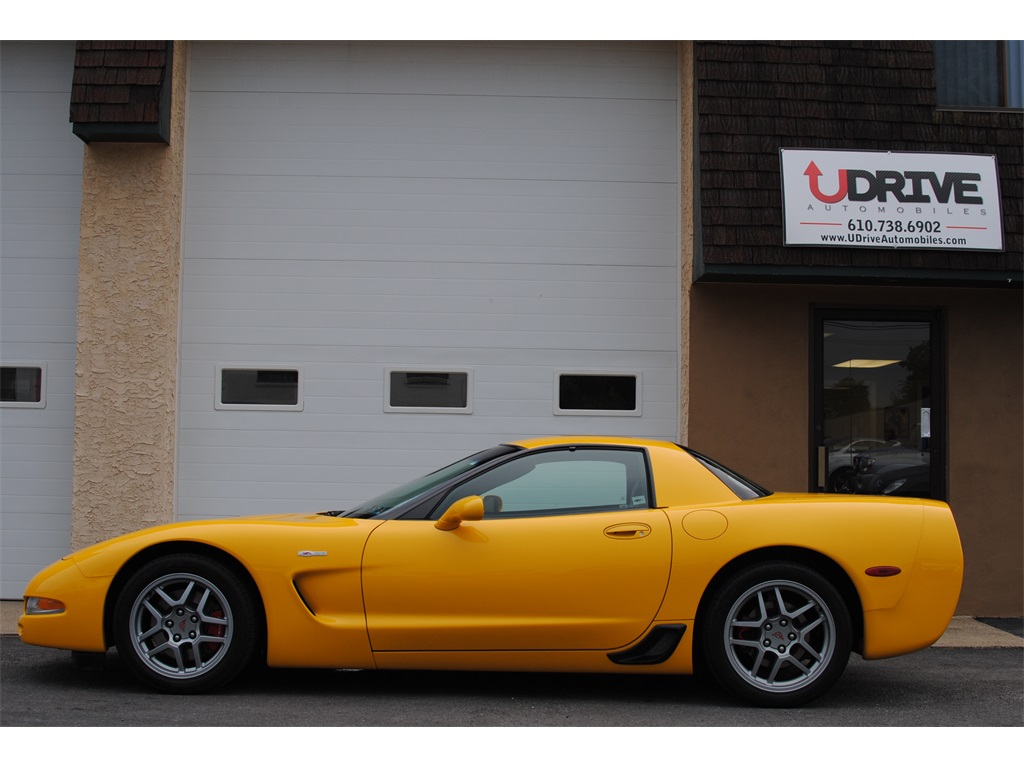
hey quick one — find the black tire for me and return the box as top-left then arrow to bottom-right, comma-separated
113,553 -> 258,693
704,561 -> 852,707
828,467 -> 856,493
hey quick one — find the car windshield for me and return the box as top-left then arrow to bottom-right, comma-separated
335,445 -> 520,518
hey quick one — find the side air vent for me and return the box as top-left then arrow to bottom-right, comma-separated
607,624 -> 687,665
292,581 -> 316,616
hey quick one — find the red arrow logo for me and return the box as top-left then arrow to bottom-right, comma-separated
805,161 -> 847,203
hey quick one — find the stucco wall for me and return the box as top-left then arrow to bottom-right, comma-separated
678,41 -> 694,443
687,283 -> 1023,616
72,42 -> 189,549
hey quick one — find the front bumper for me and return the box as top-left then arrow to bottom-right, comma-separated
18,556 -> 109,653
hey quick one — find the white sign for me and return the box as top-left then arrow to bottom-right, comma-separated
781,149 -> 1004,251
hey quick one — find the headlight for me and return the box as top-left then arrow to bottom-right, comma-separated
25,597 -> 65,615
882,478 -> 907,495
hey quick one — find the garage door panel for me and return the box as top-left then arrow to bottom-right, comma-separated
0,41 -> 77,88
183,189 -> 677,222
2,510 -> 75,529
181,411 -> 673,440
189,122 -> 675,159
1,42 -> 78,596
182,261 -> 677,294
192,121 -> 674,154
0,94 -> 85,141
184,290 -> 674,320
189,104 -> 674,153
0,189 -> 83,216
192,42 -> 676,100
179,346 -> 674,374
185,205 -> 674,237
183,304 -> 674,336
178,41 -> 678,523
184,224 -> 675,250
180,303 -> 674,335
186,173 -> 674,203
353,61 -> 676,100
176,425 -> 495,453
181,325 -> 676,352
188,155 -> 674,184
183,240 -> 675,269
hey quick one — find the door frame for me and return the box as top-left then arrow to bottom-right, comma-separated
810,306 -> 947,499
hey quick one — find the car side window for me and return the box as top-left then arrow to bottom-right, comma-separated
435,448 -> 650,519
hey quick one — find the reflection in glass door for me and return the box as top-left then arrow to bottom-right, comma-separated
813,310 -> 943,499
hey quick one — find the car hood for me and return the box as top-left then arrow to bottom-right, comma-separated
62,512 -> 364,561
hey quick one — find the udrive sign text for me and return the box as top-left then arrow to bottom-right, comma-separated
780,149 -> 1004,251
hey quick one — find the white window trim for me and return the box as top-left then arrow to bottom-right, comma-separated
384,367 -> 474,414
0,362 -> 46,409
553,370 -> 642,417
215,365 -> 304,411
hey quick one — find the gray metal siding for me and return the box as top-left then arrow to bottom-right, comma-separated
178,41 -> 679,519
0,42 -> 81,597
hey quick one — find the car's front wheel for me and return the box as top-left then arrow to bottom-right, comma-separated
113,553 -> 258,693
827,467 -> 857,493
704,561 -> 851,707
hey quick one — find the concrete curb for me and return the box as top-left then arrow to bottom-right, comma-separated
2,599 -> 1021,648
930,615 -> 1024,648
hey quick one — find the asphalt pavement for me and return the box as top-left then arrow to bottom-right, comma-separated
1,634 -> 1022,728
1,600 -> 1021,731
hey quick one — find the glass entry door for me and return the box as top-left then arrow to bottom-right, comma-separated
813,310 -> 944,499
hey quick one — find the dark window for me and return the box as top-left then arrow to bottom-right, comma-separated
1,366 -> 44,406
386,370 -> 471,412
557,373 -> 639,414
218,367 -> 301,409
682,447 -> 771,500
935,41 -> 1023,109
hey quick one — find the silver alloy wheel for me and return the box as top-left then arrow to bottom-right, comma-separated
127,571 -> 234,680
722,578 -> 836,693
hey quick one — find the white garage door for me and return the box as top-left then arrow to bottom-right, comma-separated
178,41 -> 679,520
0,42 -> 81,597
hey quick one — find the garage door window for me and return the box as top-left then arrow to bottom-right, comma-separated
1,365 -> 45,408
555,372 -> 641,415
216,367 -> 302,410
385,369 -> 472,413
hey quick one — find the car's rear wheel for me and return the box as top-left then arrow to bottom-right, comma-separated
113,554 -> 258,693
704,561 -> 851,707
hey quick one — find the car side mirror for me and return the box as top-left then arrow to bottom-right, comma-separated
434,495 -> 486,530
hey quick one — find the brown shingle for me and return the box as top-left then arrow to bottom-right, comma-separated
695,40 -> 1023,278
70,40 -> 168,126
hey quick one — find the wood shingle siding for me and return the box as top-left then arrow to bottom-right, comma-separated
695,41 -> 1023,282
70,41 -> 172,143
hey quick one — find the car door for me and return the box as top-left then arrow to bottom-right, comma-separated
361,447 -> 671,652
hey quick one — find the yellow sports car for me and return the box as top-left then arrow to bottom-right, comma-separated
19,436 -> 963,707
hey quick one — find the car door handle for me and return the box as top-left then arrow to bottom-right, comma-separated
604,523 -> 652,539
